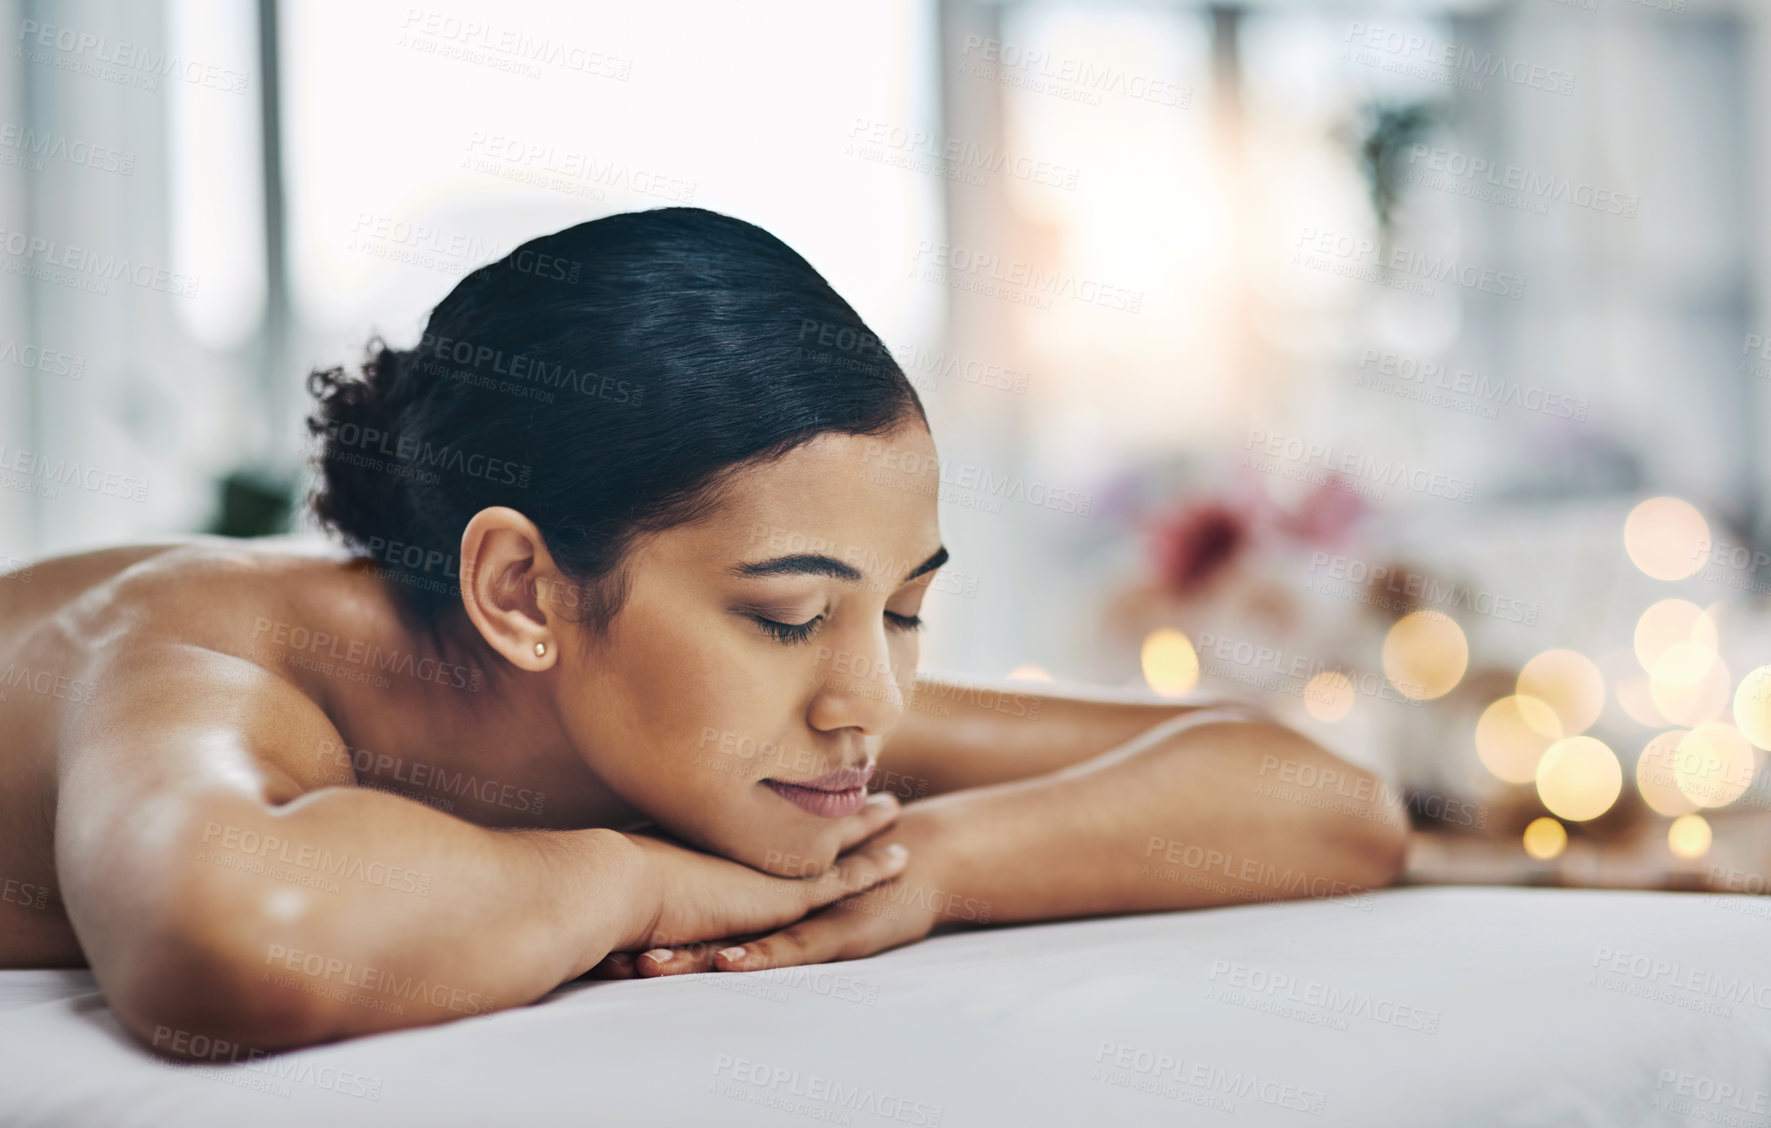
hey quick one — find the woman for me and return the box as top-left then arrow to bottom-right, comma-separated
0,207 -> 1406,1057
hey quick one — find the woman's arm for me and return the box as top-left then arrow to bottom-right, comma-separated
875,673 -> 1260,797
58,640 -> 908,1055
639,703 -> 1408,975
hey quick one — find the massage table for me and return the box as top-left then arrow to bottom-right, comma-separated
1,886 -> 1765,1126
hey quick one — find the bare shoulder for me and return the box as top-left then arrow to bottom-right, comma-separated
40,538 -> 363,804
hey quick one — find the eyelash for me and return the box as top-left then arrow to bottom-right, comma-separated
750,611 -> 923,646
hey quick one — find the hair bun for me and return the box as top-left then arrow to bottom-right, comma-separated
305,338 -> 420,552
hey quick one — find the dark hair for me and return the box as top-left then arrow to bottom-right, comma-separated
305,206 -> 925,636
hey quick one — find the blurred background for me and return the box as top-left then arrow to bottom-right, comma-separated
3,0 -> 1770,886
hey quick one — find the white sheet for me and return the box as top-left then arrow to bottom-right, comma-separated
1,887 -> 1766,1127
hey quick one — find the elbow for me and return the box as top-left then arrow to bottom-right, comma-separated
1335,772 -> 1410,893
103,876 -> 336,1058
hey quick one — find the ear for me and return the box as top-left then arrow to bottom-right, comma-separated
458,506 -> 563,671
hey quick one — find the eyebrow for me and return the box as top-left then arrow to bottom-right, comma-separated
730,545 -> 949,585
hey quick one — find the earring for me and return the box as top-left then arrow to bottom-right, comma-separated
534,641 -> 548,658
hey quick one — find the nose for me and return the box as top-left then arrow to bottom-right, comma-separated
805,632 -> 907,738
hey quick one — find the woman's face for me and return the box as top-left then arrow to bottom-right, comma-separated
554,422 -> 945,875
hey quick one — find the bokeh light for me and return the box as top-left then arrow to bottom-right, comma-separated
1615,672 -> 1671,728
1674,722 -> 1756,808
1633,599 -> 1717,672
1516,649 -> 1605,735
1733,665 -> 1771,750
1382,610 -> 1468,701
1623,497 -> 1710,581
1522,817 -> 1567,860
1303,671 -> 1354,723
1535,736 -> 1623,822
1668,814 -> 1713,860
1474,695 -> 1563,784
1141,629 -> 1199,697
1649,644 -> 1731,726
1636,730 -> 1700,817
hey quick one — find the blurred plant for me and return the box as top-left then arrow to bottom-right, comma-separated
205,468 -> 297,537
1345,100 -> 1446,231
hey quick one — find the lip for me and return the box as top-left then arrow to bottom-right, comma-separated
761,764 -> 874,819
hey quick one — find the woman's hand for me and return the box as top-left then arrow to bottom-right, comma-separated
607,801 -> 969,978
589,792 -> 913,977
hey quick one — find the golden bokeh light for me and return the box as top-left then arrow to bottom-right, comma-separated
1516,650 -> 1605,735
1649,644 -> 1730,726
1732,665 -> 1771,750
1141,629 -> 1199,697
1615,673 -> 1670,728
1668,814 -> 1713,860
1636,730 -> 1700,817
1673,722 -> 1757,808
1474,695 -> 1563,784
1633,599 -> 1717,672
1303,671 -> 1355,723
1623,497 -> 1710,581
1007,664 -> 1054,682
1382,610 -> 1468,701
1535,736 -> 1623,822
1522,817 -> 1567,860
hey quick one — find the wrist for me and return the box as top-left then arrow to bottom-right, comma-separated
880,801 -> 988,928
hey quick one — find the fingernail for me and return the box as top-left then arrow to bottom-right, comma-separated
641,949 -> 673,964
885,843 -> 908,860
717,946 -> 747,963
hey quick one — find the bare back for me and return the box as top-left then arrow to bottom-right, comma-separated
0,541 -> 343,965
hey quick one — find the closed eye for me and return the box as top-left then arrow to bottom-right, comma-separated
885,611 -> 923,632
751,614 -> 822,645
